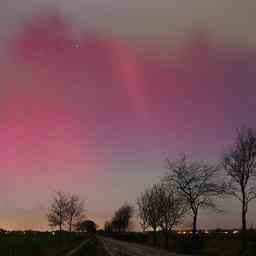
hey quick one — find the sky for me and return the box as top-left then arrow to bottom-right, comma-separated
0,0 -> 256,230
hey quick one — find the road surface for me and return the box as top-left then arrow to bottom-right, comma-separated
65,238 -> 91,256
100,237 -> 190,256
65,236 -> 106,256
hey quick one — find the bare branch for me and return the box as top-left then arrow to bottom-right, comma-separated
163,155 -> 226,237
222,127 -> 256,233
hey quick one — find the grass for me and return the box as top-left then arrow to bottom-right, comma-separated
202,239 -> 256,256
105,231 -> 256,256
0,231 -> 84,256
2,230 -> 256,256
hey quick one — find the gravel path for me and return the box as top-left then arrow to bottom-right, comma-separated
100,237 -> 190,256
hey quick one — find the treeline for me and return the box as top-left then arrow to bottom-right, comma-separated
104,204 -> 133,233
105,127 -> 256,254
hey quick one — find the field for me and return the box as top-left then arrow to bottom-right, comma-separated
2,230 -> 256,256
0,231 -> 85,256
106,230 -> 256,256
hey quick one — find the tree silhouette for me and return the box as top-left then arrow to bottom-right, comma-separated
66,194 -> 85,232
164,155 -> 225,239
137,184 -> 163,245
76,220 -> 97,234
111,204 -> 133,233
47,191 -> 69,233
158,185 -> 187,249
223,127 -> 256,250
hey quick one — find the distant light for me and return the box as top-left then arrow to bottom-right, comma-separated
233,230 -> 239,234
73,43 -> 80,49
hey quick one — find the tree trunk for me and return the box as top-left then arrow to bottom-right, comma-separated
242,204 -> 247,233
164,229 -> 169,249
242,190 -> 247,233
69,217 -> 73,232
192,213 -> 197,239
59,211 -> 63,233
191,212 -> 198,255
153,227 -> 157,246
241,190 -> 247,254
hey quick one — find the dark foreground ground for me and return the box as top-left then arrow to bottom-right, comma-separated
103,231 -> 256,256
1,231 -> 256,256
0,232 -> 87,256
67,236 -> 107,256
70,236 -> 256,256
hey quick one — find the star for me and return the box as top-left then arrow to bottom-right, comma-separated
73,43 -> 80,49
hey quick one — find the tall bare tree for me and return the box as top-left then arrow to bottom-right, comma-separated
164,155 -> 225,239
158,185 -> 187,249
223,128 -> 256,248
137,194 -> 150,232
66,194 -> 85,232
47,191 -> 69,232
137,184 -> 163,245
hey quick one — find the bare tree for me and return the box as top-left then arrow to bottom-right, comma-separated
223,128 -> 256,248
158,185 -> 187,249
47,191 -> 69,232
66,194 -> 85,232
137,195 -> 150,232
137,184 -> 163,245
164,155 -> 225,239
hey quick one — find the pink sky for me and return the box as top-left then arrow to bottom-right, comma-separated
0,7 -> 256,230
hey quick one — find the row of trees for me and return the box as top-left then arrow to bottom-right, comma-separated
136,127 -> 256,250
104,204 -> 133,233
137,183 -> 187,248
47,191 -> 86,232
137,157 -> 225,248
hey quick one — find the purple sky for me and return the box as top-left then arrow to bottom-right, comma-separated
0,0 -> 256,230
